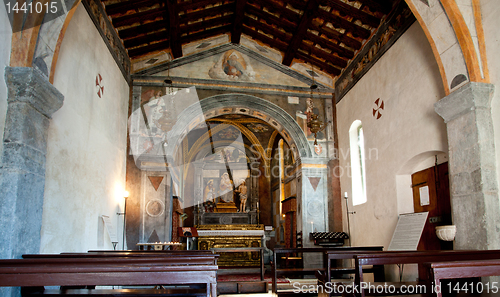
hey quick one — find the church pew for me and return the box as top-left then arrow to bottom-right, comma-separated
427,259 -> 500,297
321,248 -> 385,284
352,250 -> 500,297
271,246 -> 384,294
0,254 -> 219,297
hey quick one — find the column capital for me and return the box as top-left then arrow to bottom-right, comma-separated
435,82 -> 495,123
5,66 -> 64,118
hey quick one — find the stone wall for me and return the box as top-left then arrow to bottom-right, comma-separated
0,3 -> 12,163
336,22 -> 447,248
482,0 -> 500,222
40,4 -> 129,253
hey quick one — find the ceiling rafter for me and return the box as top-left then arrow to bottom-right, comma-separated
296,51 -> 341,76
179,3 -> 234,22
181,24 -> 233,44
319,0 -> 380,28
315,7 -> 371,39
105,0 -> 159,16
244,16 -> 292,43
242,25 -> 288,51
355,0 -> 393,14
166,0 -> 182,58
112,8 -> 164,28
246,5 -> 296,33
124,30 -> 169,48
251,0 -> 301,23
306,31 -> 354,59
310,20 -> 361,50
282,0 -> 319,66
178,0 -> 234,12
231,0 -> 247,43
180,14 -> 234,34
299,42 -> 348,68
119,20 -> 166,40
129,40 -> 171,58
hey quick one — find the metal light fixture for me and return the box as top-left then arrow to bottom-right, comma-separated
117,190 -> 129,250
306,69 -> 326,146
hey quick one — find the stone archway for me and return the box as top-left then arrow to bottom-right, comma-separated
164,93 -> 313,162
404,0 -> 489,94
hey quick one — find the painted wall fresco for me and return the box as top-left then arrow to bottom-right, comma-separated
155,50 -> 308,87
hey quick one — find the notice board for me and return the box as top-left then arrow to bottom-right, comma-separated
388,212 -> 428,251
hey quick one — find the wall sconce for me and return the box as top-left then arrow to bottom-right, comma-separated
117,191 -> 129,250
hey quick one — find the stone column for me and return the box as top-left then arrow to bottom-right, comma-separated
434,82 -> 500,250
0,67 -> 64,260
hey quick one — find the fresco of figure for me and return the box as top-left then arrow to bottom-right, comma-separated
219,172 -> 234,203
235,180 -> 248,212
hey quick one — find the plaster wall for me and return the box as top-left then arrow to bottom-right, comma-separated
336,23 -> 447,249
40,4 -> 129,253
481,0 -> 500,205
0,4 -> 12,164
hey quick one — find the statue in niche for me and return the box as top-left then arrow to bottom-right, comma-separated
235,180 -> 248,212
219,172 -> 234,203
203,180 -> 215,212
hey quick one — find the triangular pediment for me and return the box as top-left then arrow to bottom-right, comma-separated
132,44 -> 334,94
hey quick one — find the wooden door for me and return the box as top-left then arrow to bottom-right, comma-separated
411,162 -> 452,250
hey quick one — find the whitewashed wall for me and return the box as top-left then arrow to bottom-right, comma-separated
41,4 -> 129,253
0,5 -> 12,164
482,0 -> 500,204
336,23 -> 447,249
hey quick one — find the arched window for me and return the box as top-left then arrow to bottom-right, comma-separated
349,120 -> 367,205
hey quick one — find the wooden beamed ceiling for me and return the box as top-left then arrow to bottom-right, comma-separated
100,0 -> 395,79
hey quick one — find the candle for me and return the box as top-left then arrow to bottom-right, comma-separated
311,221 -> 314,231
344,192 -> 348,198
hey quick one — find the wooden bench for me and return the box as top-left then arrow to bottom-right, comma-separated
210,247 -> 267,294
272,246 -> 384,294
428,259 -> 500,297
353,250 -> 500,297
322,247 -> 385,284
0,253 -> 219,297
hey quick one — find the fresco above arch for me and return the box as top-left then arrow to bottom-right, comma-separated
155,49 -> 310,88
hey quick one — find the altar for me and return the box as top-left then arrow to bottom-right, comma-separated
197,224 -> 264,267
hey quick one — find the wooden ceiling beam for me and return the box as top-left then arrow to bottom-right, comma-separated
123,30 -> 168,48
180,15 -> 233,34
244,16 -> 292,43
119,20 -> 166,39
128,40 -> 171,58
179,3 -> 234,23
251,0 -> 301,23
231,0 -> 247,44
112,8 -> 164,28
354,0 -> 392,14
310,20 -> 361,50
285,0 -> 307,11
306,31 -> 354,59
320,0 -> 380,28
299,43 -> 347,68
165,0 -> 182,58
181,24 -> 232,44
315,8 -> 371,39
178,0 -> 234,12
246,5 -> 296,33
296,51 -> 341,76
282,0 -> 319,66
241,25 -> 288,51
105,0 -> 159,16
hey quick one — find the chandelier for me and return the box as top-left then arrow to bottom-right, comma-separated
306,72 -> 326,146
